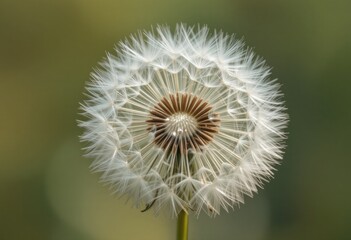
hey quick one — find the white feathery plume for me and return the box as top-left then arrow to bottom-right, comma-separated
79,24 -> 288,217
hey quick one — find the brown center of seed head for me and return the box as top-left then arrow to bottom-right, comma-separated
146,93 -> 220,154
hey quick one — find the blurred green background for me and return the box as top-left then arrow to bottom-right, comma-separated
1,0 -> 350,239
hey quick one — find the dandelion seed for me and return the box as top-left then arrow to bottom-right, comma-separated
79,24 -> 288,218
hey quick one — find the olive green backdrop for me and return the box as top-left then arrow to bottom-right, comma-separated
1,0 -> 350,239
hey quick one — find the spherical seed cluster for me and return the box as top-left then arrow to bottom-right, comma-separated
79,24 -> 288,217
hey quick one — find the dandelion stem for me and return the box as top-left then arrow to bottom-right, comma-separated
177,209 -> 189,240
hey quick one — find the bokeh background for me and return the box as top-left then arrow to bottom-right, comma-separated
1,0 -> 350,239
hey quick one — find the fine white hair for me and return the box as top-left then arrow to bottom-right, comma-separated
79,24 -> 288,217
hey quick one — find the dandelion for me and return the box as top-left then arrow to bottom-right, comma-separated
79,24 -> 288,239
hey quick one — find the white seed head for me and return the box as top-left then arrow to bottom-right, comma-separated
79,24 -> 288,217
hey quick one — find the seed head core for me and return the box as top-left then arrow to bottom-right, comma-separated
147,93 -> 220,154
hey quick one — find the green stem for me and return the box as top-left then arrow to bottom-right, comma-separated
177,210 -> 189,240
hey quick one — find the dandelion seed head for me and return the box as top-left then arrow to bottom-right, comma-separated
79,24 -> 288,217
